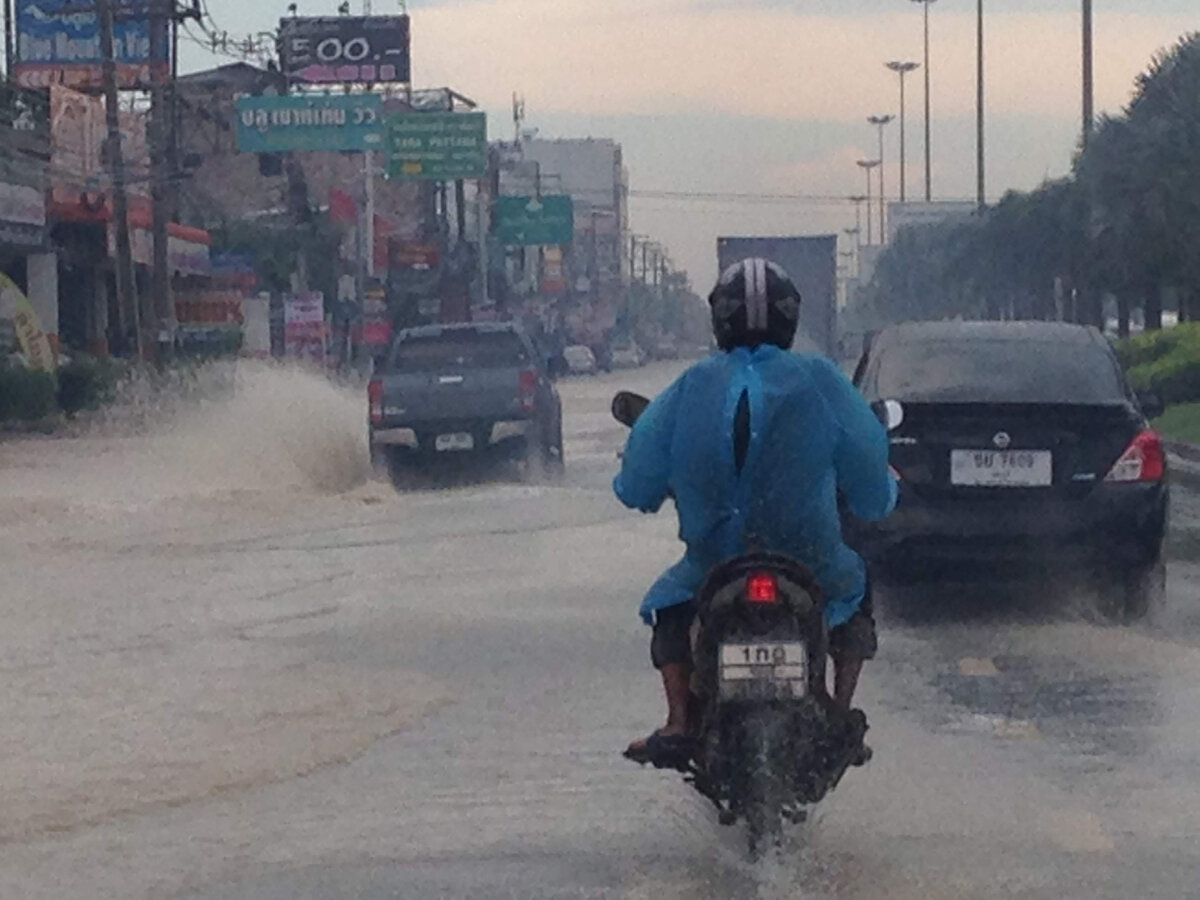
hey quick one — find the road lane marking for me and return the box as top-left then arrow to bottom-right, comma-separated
1045,809 -> 1116,853
948,713 -> 1042,740
958,657 -> 1000,677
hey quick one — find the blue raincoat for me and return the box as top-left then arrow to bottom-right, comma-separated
614,345 -> 897,628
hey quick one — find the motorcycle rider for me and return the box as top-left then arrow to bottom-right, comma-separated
615,258 -> 897,764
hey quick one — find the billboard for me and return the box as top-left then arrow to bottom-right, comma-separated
384,112 -> 486,180
13,0 -> 164,90
278,16 -> 411,85
235,94 -> 384,153
494,195 -> 574,246
284,292 -> 327,363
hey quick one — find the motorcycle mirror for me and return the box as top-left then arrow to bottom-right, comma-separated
873,399 -> 905,432
612,391 -> 650,427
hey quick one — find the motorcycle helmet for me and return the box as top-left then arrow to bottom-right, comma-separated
708,257 -> 802,351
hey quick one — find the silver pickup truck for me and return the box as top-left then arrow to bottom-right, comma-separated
368,322 -> 564,482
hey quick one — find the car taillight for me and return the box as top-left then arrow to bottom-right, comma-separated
519,369 -> 537,413
1105,429 -> 1165,482
746,572 -> 778,604
368,378 -> 383,425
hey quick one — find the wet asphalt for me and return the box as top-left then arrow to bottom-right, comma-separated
5,362 -> 1200,899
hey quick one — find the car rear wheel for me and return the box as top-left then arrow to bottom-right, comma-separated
520,429 -> 564,483
1100,557 -> 1165,623
385,448 -> 425,490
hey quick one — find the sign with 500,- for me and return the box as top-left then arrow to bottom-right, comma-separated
279,16 -> 411,86
235,94 -> 383,153
385,112 -> 487,181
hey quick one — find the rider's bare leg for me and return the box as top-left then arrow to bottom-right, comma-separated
832,651 -> 864,711
660,662 -> 692,735
626,662 -> 692,753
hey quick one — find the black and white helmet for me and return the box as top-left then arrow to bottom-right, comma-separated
708,258 -> 802,351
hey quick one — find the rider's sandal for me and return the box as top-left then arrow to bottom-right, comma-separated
624,731 -> 695,769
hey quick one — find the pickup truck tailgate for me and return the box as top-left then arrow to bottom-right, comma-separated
378,366 -> 527,424
374,328 -> 538,431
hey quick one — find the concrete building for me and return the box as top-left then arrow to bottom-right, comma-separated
0,85 -> 55,355
518,138 -> 629,290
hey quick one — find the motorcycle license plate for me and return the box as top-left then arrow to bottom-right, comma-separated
719,642 -> 808,696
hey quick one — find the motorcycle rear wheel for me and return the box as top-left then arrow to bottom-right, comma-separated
739,711 -> 789,859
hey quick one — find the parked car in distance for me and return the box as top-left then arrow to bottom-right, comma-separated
653,337 -> 680,360
368,322 -> 563,483
610,341 -> 644,369
563,344 -> 598,376
845,320 -> 1168,621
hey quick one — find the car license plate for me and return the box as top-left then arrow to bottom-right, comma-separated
435,432 -> 474,452
951,449 -> 1052,486
719,642 -> 808,694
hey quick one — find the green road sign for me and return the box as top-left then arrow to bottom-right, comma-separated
385,111 -> 487,180
493,195 -> 575,246
235,93 -> 383,153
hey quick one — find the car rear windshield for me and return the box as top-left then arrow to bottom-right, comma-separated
871,338 -> 1126,404
388,331 -> 530,372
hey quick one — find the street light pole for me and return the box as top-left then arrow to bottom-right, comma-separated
976,0 -> 986,210
886,62 -> 919,203
868,115 -> 894,242
848,195 -> 867,258
856,161 -> 880,244
912,0 -> 937,201
843,228 -> 861,277
1082,0 -> 1094,146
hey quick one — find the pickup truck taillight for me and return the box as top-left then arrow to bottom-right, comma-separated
519,369 -> 537,413
1105,429 -> 1165,482
368,378 -> 384,425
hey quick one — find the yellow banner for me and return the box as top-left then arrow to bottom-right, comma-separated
0,271 -> 56,374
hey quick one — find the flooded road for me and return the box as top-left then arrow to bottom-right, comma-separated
2,362 -> 1200,898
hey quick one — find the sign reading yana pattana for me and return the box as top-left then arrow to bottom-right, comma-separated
235,94 -> 383,153
385,112 -> 486,180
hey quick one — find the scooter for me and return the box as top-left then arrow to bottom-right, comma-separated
613,390 -> 871,857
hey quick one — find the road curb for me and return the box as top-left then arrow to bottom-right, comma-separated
1165,439 -> 1200,464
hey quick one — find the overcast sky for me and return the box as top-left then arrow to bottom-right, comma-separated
183,0 -> 1199,287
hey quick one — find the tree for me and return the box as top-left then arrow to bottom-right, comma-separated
1076,33 -> 1200,329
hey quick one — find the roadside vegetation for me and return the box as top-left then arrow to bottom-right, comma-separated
0,354 -> 126,428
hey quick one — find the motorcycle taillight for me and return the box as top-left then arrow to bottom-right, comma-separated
745,572 -> 778,604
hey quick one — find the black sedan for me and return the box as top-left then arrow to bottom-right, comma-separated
847,321 -> 1168,620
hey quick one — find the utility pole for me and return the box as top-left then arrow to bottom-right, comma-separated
4,0 -> 14,83
590,208 -> 599,303
512,93 -> 524,144
99,0 -> 139,358
149,0 -> 171,358
976,0 -> 986,211
1082,0 -> 1094,146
